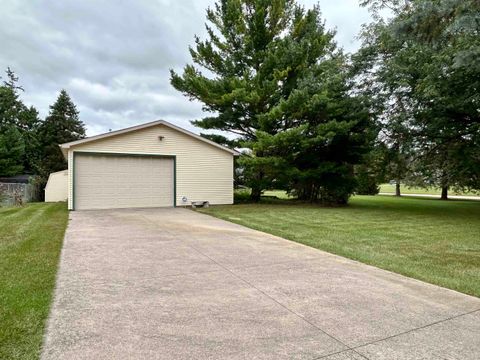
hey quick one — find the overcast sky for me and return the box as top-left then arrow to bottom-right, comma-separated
0,0 -> 372,136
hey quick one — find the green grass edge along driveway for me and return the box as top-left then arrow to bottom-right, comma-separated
0,203 -> 68,360
199,195 -> 480,298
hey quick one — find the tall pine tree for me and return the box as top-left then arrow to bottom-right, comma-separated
38,90 -> 86,177
171,0 -> 374,203
0,126 -> 25,176
0,68 -> 41,174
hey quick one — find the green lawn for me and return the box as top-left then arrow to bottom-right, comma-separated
0,203 -> 68,360
379,183 -> 479,196
199,196 -> 480,298
262,190 -> 293,199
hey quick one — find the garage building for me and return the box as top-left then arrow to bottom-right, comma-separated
59,120 -> 238,210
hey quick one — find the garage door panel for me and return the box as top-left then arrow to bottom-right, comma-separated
74,154 -> 174,210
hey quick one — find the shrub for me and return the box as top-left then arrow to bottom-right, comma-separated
355,165 -> 380,195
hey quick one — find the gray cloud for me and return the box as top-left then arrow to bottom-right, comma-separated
0,0 -> 371,136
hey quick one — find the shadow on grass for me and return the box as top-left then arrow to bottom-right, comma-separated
235,194 -> 480,222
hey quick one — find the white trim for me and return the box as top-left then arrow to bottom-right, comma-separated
59,120 -> 240,155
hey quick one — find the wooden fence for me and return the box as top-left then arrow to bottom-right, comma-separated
0,182 -> 39,206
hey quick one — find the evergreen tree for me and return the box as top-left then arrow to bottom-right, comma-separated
200,133 -> 239,149
171,0 -> 374,203
354,145 -> 385,195
19,106 -> 41,173
0,126 -> 25,176
0,68 -> 41,174
38,90 -> 86,177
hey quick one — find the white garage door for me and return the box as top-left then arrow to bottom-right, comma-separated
74,154 -> 174,210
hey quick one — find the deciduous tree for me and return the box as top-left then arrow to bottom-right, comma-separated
358,0 -> 480,199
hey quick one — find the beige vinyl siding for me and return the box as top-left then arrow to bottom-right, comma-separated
67,124 -> 233,210
74,154 -> 174,210
45,170 -> 68,202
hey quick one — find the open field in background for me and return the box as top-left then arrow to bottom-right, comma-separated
379,184 -> 479,196
262,187 -> 480,198
200,196 -> 480,298
0,203 -> 68,360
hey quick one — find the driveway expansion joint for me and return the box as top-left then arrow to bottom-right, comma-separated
178,240 -> 369,360
350,307 -> 480,351
313,308 -> 480,360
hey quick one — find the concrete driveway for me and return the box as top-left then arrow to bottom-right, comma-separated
42,208 -> 480,360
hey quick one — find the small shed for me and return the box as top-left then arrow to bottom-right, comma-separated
59,120 -> 238,210
45,170 -> 68,202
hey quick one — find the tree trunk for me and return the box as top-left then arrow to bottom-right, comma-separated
441,186 -> 448,200
395,181 -> 401,196
250,187 -> 262,202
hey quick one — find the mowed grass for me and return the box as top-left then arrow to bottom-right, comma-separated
199,196 -> 480,297
263,190 -> 293,199
0,203 -> 68,360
